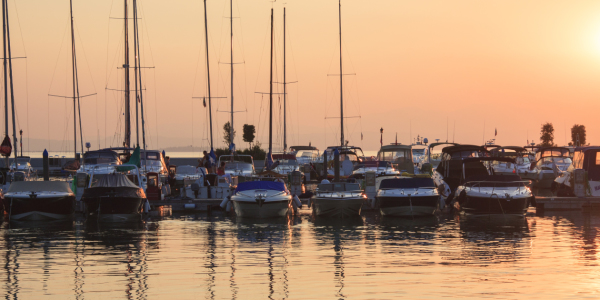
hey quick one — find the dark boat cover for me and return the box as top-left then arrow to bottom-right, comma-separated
83,173 -> 145,199
7,181 -> 73,193
235,181 -> 288,193
380,178 -> 435,189
0,136 -> 10,157
95,173 -> 140,188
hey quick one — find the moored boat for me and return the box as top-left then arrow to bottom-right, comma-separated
3,181 -> 74,221
230,181 -> 292,218
455,174 -> 532,215
81,172 -> 146,222
377,176 -> 440,217
311,181 -> 364,218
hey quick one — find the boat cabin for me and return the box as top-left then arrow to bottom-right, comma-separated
83,150 -> 120,165
377,144 -> 413,173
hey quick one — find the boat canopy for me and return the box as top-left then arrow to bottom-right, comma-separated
490,146 -> 526,156
572,147 -> 600,180
442,145 -> 486,154
537,147 -> 569,159
94,173 -> 139,188
234,181 -> 288,193
7,181 -> 73,193
379,177 -> 435,189
83,150 -> 119,164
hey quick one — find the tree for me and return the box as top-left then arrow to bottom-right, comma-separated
223,122 -> 236,146
242,124 -> 256,148
540,122 -> 554,147
571,124 -> 586,146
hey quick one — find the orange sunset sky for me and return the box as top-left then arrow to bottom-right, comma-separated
3,0 -> 600,152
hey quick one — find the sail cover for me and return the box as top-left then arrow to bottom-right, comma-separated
0,136 -> 11,157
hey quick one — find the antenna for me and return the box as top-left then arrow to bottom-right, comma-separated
482,120 -> 485,145
453,120 -> 456,143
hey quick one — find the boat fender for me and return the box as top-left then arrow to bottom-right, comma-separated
220,195 -> 230,208
144,199 -> 151,213
293,195 -> 302,209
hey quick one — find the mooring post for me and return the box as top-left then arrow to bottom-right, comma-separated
43,149 -> 49,181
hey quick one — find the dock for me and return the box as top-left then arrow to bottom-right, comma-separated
149,198 -> 223,213
535,196 -> 600,212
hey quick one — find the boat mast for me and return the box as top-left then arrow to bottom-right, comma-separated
133,0 -> 139,148
269,8 -> 273,156
70,0 -> 82,158
2,0 -> 7,166
204,0 -> 213,150
229,0 -> 234,149
338,0 -> 344,147
123,0 -> 131,151
133,0 -> 145,156
5,0 -> 16,162
283,7 -> 286,152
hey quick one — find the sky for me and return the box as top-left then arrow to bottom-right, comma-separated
4,0 -> 600,153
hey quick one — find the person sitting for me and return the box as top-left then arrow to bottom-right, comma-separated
217,162 -> 226,176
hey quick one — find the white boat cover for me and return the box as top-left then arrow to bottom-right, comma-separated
95,173 -> 139,188
7,181 -> 73,193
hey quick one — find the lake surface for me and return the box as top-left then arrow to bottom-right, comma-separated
1,208 -> 599,299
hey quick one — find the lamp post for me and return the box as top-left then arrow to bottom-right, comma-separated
380,127 -> 383,146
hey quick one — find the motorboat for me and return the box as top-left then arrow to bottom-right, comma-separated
377,144 -> 414,174
290,145 -> 322,165
3,181 -> 74,221
490,146 -> 532,176
173,165 -> 207,185
351,161 -> 400,179
229,181 -> 292,218
454,173 -> 532,215
412,145 -> 427,165
418,142 -> 457,174
376,176 -> 440,217
82,172 -> 146,221
9,156 -> 37,181
272,153 -> 300,175
219,155 -> 255,177
531,147 -> 571,188
311,181 -> 364,217
140,150 -> 168,175
432,144 -> 489,204
554,146 -> 600,196
325,146 -> 364,178
79,149 -> 122,174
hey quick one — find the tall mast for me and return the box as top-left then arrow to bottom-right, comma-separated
123,0 -> 131,150
133,0 -> 139,147
269,8 -> 273,156
133,0 -> 145,154
283,7 -> 286,152
229,0 -> 234,149
70,0 -> 78,158
204,0 -> 213,150
2,0 -> 8,166
339,0 -> 344,147
5,0 -> 16,162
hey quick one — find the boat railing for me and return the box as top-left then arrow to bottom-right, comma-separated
464,180 -> 530,194
316,190 -> 364,198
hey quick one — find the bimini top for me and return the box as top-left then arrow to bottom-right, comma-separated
379,144 -> 412,151
326,146 -> 363,152
442,145 -> 486,154
490,146 -> 526,157
235,181 -> 288,193
7,181 -> 73,193
428,142 -> 458,150
290,145 -> 317,151
574,146 -> 600,152
537,147 -> 570,158
379,177 -> 435,189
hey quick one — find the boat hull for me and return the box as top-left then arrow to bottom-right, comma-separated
3,196 -> 74,220
311,197 -> 363,218
82,187 -> 145,220
232,200 -> 291,218
378,195 -> 439,217
460,195 -> 529,215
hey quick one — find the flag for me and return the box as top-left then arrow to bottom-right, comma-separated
495,128 -> 497,136
209,148 -> 217,167
395,133 -> 398,145
229,143 -> 236,153
203,97 -> 206,108
361,133 -> 363,141
266,149 -> 274,169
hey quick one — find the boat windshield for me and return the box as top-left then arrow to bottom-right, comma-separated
340,153 -> 359,162
84,152 -> 118,165
144,152 -> 160,160
541,157 -> 572,165
297,150 -> 319,159
10,158 -> 31,167
276,159 -> 298,166
224,162 -> 253,171
412,149 -> 425,155
378,150 -> 411,163
430,152 -> 442,162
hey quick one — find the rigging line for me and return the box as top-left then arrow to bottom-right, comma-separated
47,24 -> 69,95
11,0 -> 28,152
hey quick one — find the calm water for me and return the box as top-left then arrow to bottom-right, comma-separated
1,208 -> 599,299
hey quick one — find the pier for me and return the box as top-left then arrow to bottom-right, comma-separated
536,196 -> 600,212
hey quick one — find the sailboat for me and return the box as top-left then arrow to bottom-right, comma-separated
312,1 -> 364,218
229,8 -> 292,218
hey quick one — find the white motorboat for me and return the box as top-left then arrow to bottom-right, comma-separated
351,161 -> 400,179
3,181 -> 75,221
290,145 -> 322,165
311,182 -> 364,217
376,176 -> 440,217
272,153 -> 300,175
140,150 -> 168,175
490,146 -> 532,176
230,181 -> 292,218
554,146 -> 600,196
377,144 -> 414,174
531,147 -> 571,188
219,155 -> 255,177
325,146 -> 364,178
9,156 -> 37,181
454,172 -> 532,215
